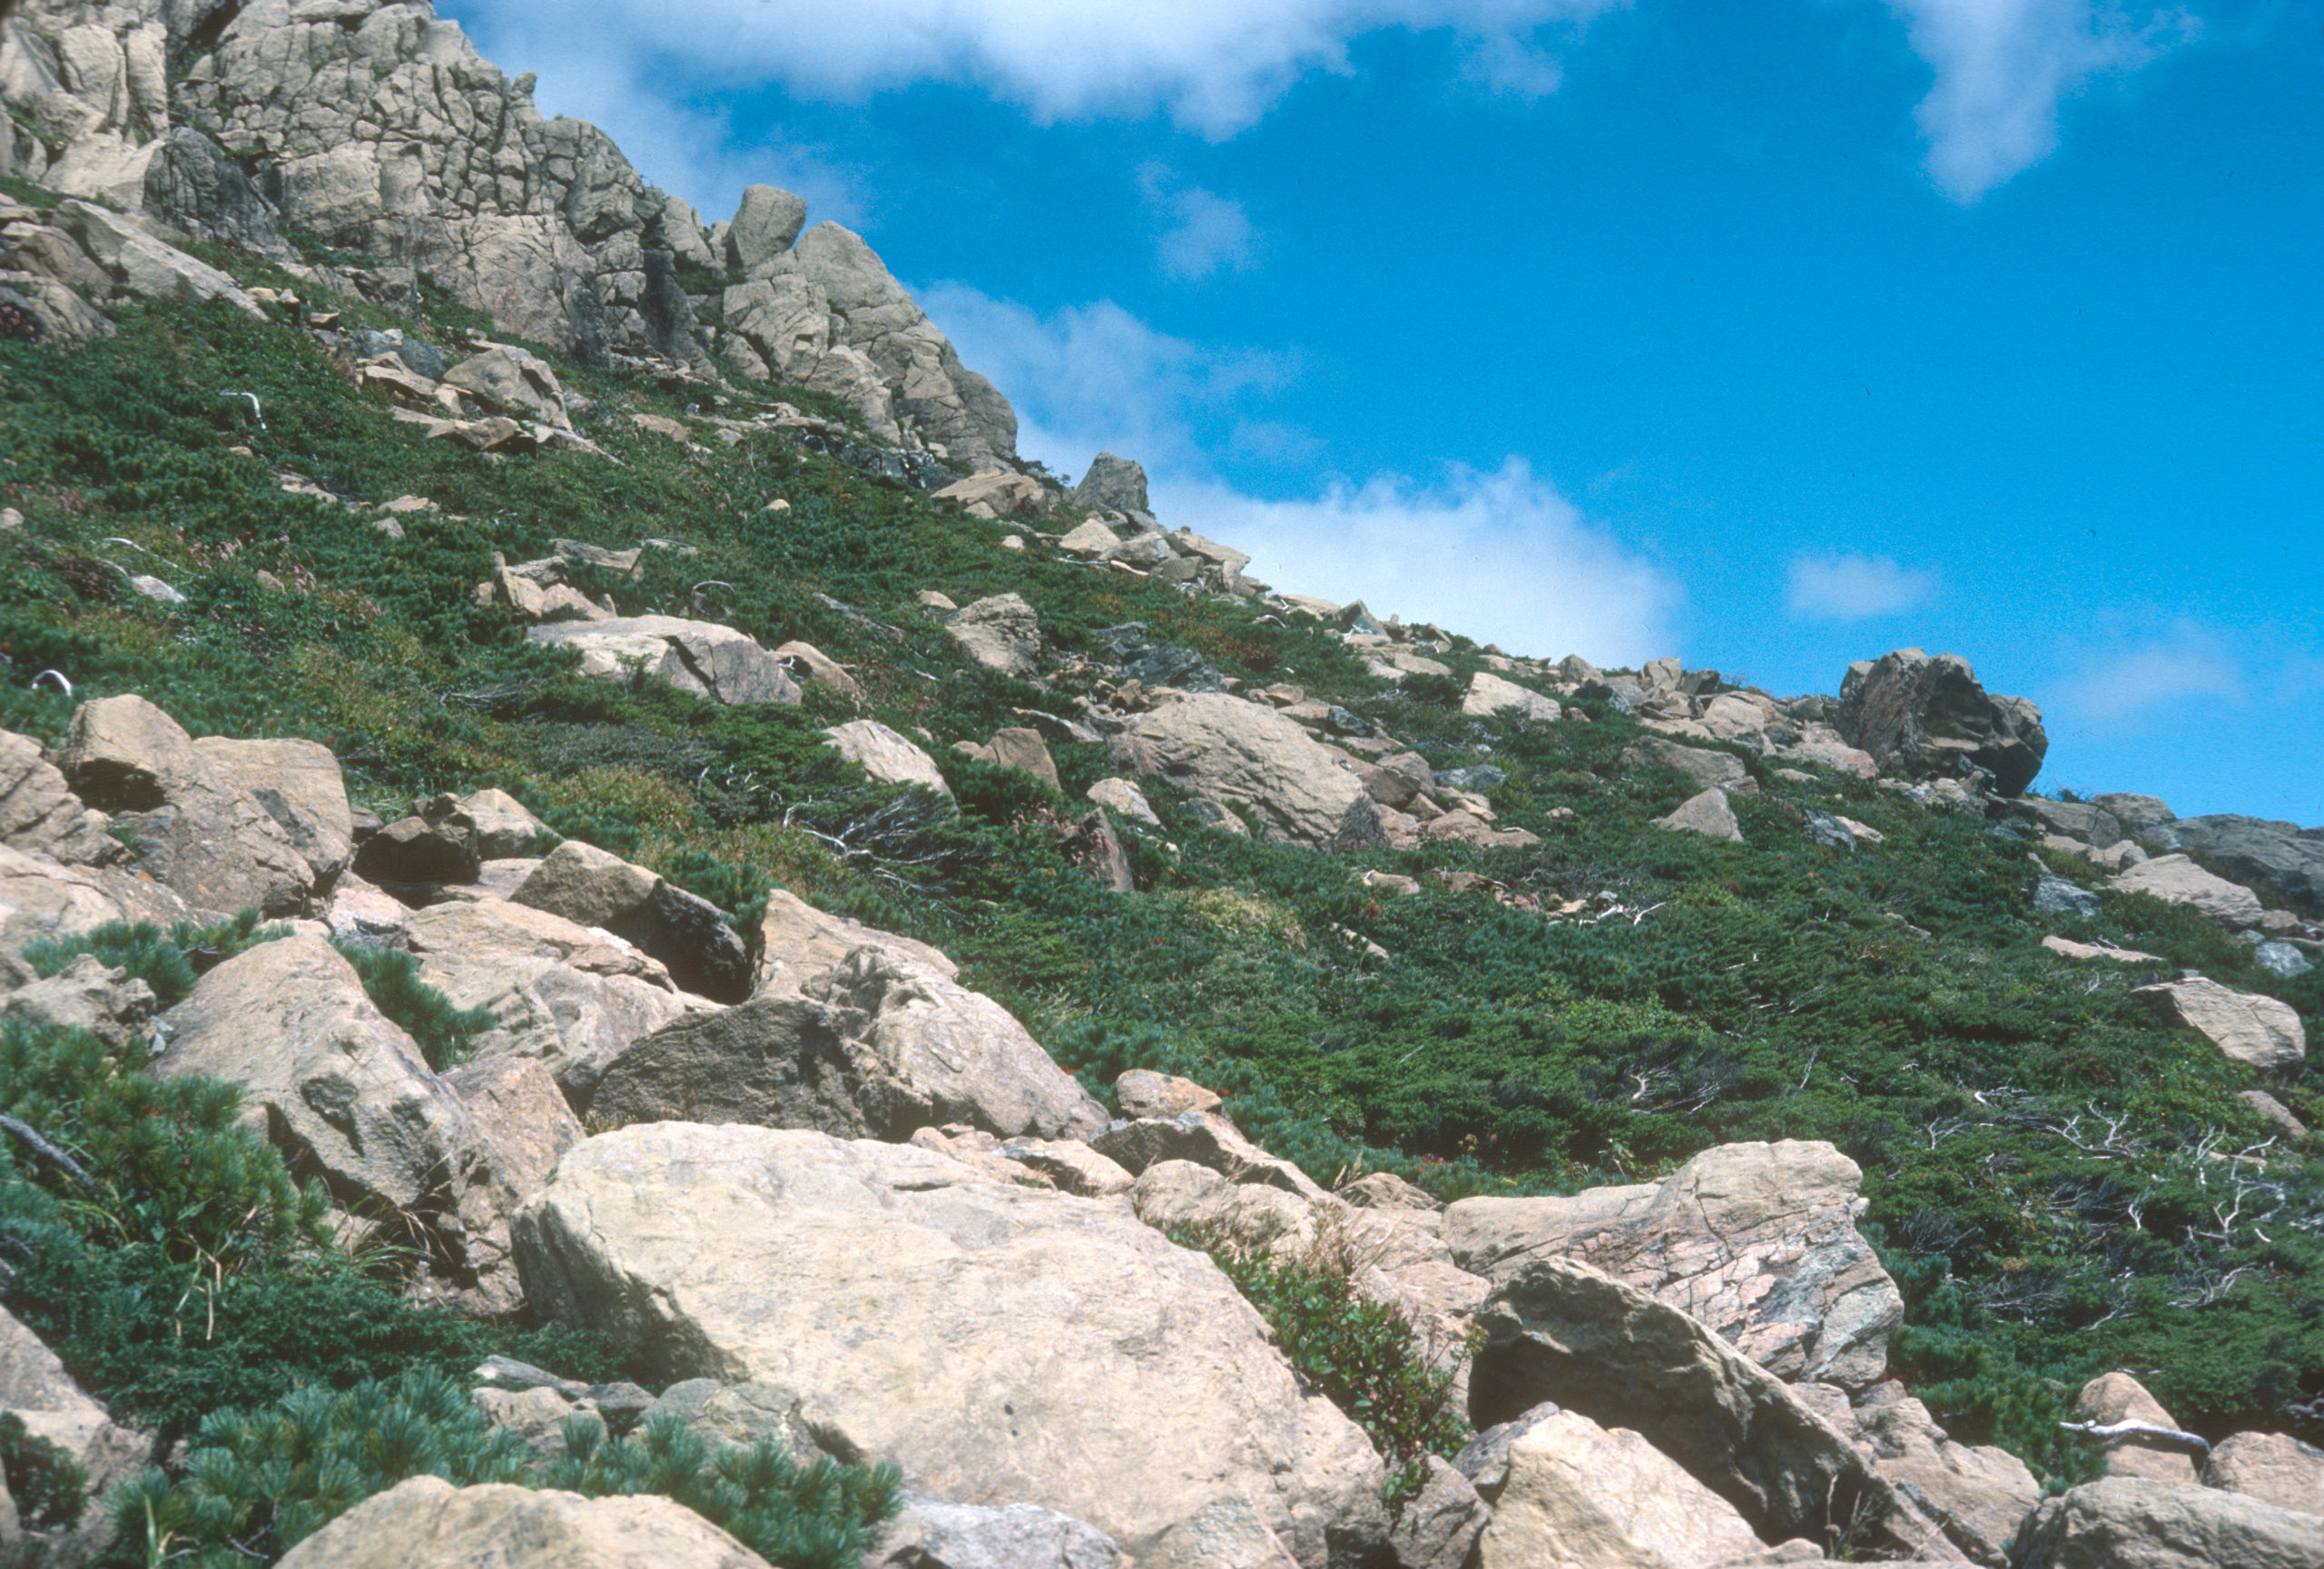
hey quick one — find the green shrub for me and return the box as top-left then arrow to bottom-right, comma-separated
1175,1224 -> 1471,1510
329,944 -> 496,1070
104,1370 -> 533,1565
545,1414 -> 902,1569
106,1373 -> 901,1569
0,1409 -> 87,1532
22,911 -> 290,1009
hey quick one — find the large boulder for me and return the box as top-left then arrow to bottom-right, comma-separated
511,1125 -> 1390,1569
1473,1406 -> 1768,1569
60,695 -> 317,915
2108,854 -> 2264,926
946,594 -> 1043,678
754,889 -> 957,998
2013,1475 -> 2323,1569
590,949 -> 1103,1140
527,617 -> 801,707
1124,695 -> 1369,845
724,183 -> 808,276
2159,815 -> 2324,907
1836,648 -> 2047,796
1444,1140 -> 1902,1390
54,199 -> 266,320
2132,977 -> 2305,1069
2204,1431 -> 2324,1515
154,935 -> 470,1212
2009,797 -> 2124,849
825,720 -> 953,795
0,952 -> 156,1047
511,842 -> 752,1002
441,345 -> 569,427
1071,453 -> 1149,515
272,1475 -> 773,1569
0,729 -> 119,866
1468,1256 -> 1942,1558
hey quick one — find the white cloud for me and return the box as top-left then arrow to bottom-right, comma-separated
2063,620 -> 2243,720
918,282 -> 1679,664
1883,1 -> 2197,202
453,0 -> 1623,139
1139,165 -> 1262,281
1162,462 -> 1683,665
1785,552 -> 1940,620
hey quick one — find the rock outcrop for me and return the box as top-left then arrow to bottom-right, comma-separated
1445,1140 -> 1902,1389
753,889 -> 958,999
1837,648 -> 2047,796
946,594 -> 1043,677
2204,1431 -> 2324,1515
511,1124 -> 1390,1569
2108,854 -> 2265,926
1472,1406 -> 1769,1569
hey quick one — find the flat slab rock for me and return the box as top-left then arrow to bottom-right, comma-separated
510,1124 -> 1387,1569
273,1475 -> 772,1569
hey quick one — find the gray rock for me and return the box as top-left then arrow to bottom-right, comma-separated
2164,814 -> 2324,908
871,1493 -> 1124,1569
510,843 -> 749,1002
2133,977 -> 2305,1068
1433,765 -> 1507,792
54,200 -> 266,321
824,720 -> 953,796
1093,1112 -> 1324,1199
1652,787 -> 1744,843
0,1305 -> 153,1563
724,184 -> 807,276
141,127 -> 293,259
1837,647 -> 2048,796
527,617 -> 802,706
1070,453 -> 1149,515
195,736 -> 357,888
2203,1430 -> 2324,1515
947,594 -> 1044,678
2011,797 -> 2124,848
0,729 -> 119,867
2255,941 -> 2312,978
1453,1401 -> 1564,1501
1804,810 -> 1856,852
2034,876 -> 2103,920
2110,854 -> 2265,926
1385,1456 -> 1489,1569
2092,793 -> 2176,830
2014,1475 -> 2323,1569
1123,694 -> 1367,845
753,889 -> 958,1000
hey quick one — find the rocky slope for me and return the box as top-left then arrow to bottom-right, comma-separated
0,2 -> 2319,1565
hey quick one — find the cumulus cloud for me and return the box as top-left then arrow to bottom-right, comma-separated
1884,1 -> 2198,201
1785,552 -> 1940,620
918,282 -> 1678,664
453,0 -> 1622,139
1139,165 -> 1262,281
1161,462 -> 1683,665
2063,620 -> 2244,720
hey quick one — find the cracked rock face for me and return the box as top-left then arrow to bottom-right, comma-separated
1837,647 -> 2047,797
1443,1140 -> 1904,1390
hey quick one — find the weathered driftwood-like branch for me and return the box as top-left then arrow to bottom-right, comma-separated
0,1114 -> 94,1188
2060,1419 -> 2211,1456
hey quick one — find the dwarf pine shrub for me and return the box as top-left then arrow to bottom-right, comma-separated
104,1376 -> 901,1569
328,945 -> 496,1071
1176,1223 -> 1472,1511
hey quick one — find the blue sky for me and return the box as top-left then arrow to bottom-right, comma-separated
444,0 -> 2321,823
